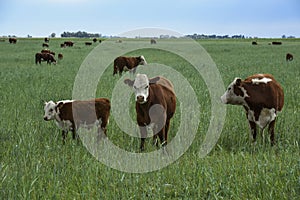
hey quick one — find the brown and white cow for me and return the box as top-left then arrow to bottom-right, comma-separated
9,38 -> 17,44
64,41 -> 74,47
35,53 -> 56,65
124,74 -> 176,151
43,98 -> 111,144
113,56 -> 147,76
286,53 -> 293,61
221,74 -> 284,145
58,53 -> 63,60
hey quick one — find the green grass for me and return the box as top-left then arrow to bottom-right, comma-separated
0,38 -> 299,199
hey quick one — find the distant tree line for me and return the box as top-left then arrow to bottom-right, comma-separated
186,34 -> 246,39
61,31 -> 101,38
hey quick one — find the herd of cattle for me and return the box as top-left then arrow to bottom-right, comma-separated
5,37 -> 291,149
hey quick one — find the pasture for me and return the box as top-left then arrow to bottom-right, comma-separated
0,38 -> 299,199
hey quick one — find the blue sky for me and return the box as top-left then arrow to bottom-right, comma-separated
0,0 -> 299,38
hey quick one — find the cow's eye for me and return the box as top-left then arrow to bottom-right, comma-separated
49,108 -> 53,112
227,87 -> 231,91
145,85 -> 149,89
133,86 -> 137,89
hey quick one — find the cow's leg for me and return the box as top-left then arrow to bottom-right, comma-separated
164,120 -> 170,144
139,126 -> 147,151
62,130 -> 67,144
158,127 -> 166,147
268,120 -> 276,146
152,134 -> 158,147
248,120 -> 257,143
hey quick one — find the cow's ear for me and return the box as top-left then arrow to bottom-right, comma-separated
56,102 -> 64,111
149,76 -> 160,84
124,79 -> 134,87
235,78 -> 242,86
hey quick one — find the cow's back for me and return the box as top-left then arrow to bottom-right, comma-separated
243,74 -> 284,112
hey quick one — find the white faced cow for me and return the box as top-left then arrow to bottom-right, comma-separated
221,74 -> 284,145
124,74 -> 176,151
44,98 -> 110,144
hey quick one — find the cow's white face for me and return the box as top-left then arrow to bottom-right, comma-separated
221,78 -> 248,105
139,55 -> 147,65
43,101 -> 57,121
133,74 -> 150,104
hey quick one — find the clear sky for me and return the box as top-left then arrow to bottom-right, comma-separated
0,0 -> 299,38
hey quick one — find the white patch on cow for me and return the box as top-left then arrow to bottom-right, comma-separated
221,78 -> 248,105
133,74 -> 150,104
247,108 -> 276,129
252,77 -> 272,85
56,120 -> 73,131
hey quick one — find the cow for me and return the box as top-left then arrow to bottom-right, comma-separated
252,41 -> 258,45
85,42 -> 92,46
93,38 -> 97,43
221,74 -> 284,145
44,37 -> 50,43
60,43 -> 66,48
124,74 -> 176,151
113,56 -> 147,76
9,38 -> 17,44
64,41 -> 74,47
272,41 -> 282,45
35,53 -> 56,65
151,38 -> 157,44
286,53 -> 293,61
58,53 -> 63,60
42,43 -> 49,48
43,98 -> 111,144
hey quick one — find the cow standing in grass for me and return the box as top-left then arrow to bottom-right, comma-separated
113,56 -> 147,76
35,53 -> 56,65
124,74 -> 176,151
221,74 -> 284,145
43,98 -> 111,144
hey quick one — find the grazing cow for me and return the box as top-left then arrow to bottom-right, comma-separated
221,74 -> 284,145
42,43 -> 49,48
58,53 -> 63,60
124,74 -> 176,151
60,43 -> 66,48
99,39 -> 102,43
64,41 -> 74,47
151,38 -> 157,44
252,41 -> 258,45
44,37 -> 50,43
9,38 -> 17,44
93,38 -> 97,43
272,41 -> 282,45
286,53 -> 293,61
35,53 -> 56,65
85,42 -> 92,46
113,56 -> 147,76
43,98 -> 111,144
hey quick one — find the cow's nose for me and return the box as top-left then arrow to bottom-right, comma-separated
136,95 -> 144,102
43,116 -> 48,121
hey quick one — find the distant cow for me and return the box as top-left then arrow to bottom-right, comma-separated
43,98 -> 111,144
252,41 -> 258,45
93,38 -> 97,43
60,43 -> 66,48
42,43 -> 49,48
35,53 -> 56,65
221,74 -> 284,145
64,41 -> 74,47
272,41 -> 282,45
58,53 -> 63,60
113,56 -> 147,76
151,38 -> 157,44
85,42 -> 92,46
286,53 -> 293,61
44,38 -> 50,43
9,38 -> 17,44
124,74 -> 176,151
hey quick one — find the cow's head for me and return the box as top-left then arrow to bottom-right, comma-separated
137,55 -> 147,65
124,74 -> 160,104
43,101 -> 57,121
221,78 -> 248,105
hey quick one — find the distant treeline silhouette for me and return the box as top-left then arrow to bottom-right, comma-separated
61,31 -> 101,38
186,34 -> 245,39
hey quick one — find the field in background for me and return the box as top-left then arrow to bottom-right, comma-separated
0,38 -> 299,199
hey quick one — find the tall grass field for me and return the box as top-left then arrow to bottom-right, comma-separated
0,38 -> 299,199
